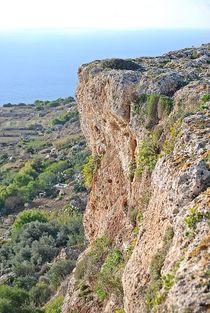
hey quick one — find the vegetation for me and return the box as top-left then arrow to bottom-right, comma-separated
136,134 -> 158,176
0,152 -> 89,212
0,285 -> 42,313
132,93 -> 173,128
144,226 -> 174,310
34,97 -> 74,110
75,236 -> 125,303
82,154 -> 102,188
0,97 -> 89,310
96,249 -> 124,296
95,286 -> 107,302
129,207 -> 144,226
128,160 -> 136,181
184,207 -> 210,229
26,139 -> 48,152
201,93 -> 210,103
48,260 -> 75,288
51,111 -> 79,126
158,95 -> 173,116
12,209 -> 48,232
161,119 -> 182,155
44,295 -> 64,313
0,207 -> 84,310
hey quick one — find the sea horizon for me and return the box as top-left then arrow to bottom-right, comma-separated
0,28 -> 209,105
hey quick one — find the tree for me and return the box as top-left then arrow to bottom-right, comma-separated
12,210 -> 48,232
0,285 -> 30,313
30,282 -> 51,306
38,172 -> 56,195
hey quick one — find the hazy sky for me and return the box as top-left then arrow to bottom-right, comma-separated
0,0 -> 209,31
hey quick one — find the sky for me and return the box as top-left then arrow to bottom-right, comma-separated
0,0 -> 209,31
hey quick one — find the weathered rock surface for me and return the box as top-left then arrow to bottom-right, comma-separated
63,44 -> 210,313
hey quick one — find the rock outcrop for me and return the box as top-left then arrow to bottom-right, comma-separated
63,44 -> 210,313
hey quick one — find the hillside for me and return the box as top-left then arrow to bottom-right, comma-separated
62,44 -> 210,312
0,97 -> 90,312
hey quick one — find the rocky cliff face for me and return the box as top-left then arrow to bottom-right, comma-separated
63,44 -> 210,313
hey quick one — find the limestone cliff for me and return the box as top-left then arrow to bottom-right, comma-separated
63,44 -> 210,313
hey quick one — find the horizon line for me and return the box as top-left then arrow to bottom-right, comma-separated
0,26 -> 210,33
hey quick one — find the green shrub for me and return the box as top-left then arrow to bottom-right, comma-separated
48,260 -> 75,288
30,282 -> 51,306
129,208 -> 143,226
26,139 -> 47,151
136,135 -> 158,176
133,94 -> 173,128
37,171 -> 56,195
47,160 -> 69,174
162,273 -> 175,290
145,226 -> 174,310
0,285 -> 32,313
52,111 -> 79,126
201,93 -> 210,103
44,295 -> 64,313
184,207 -> 210,229
158,95 -> 173,117
146,282 -> 165,308
146,94 -> 159,127
82,154 -> 102,188
12,209 -> 48,232
74,236 -> 110,283
150,227 -> 174,281
132,94 -> 148,115
95,286 -> 107,302
96,249 -> 124,295
13,275 -> 37,291
161,119 -> 182,155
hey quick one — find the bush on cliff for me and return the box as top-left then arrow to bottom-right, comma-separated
136,134 -> 159,176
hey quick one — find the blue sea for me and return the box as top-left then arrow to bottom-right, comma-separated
0,29 -> 209,105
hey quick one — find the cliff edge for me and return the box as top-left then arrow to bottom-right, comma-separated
63,44 -> 210,313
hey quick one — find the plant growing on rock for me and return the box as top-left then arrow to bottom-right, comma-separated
44,295 -> 64,313
201,93 -> 210,103
184,207 -> 210,229
161,119 -> 182,155
96,248 -> 124,296
132,93 -> 173,128
145,226 -> 174,310
82,154 -> 103,188
136,134 -> 159,176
